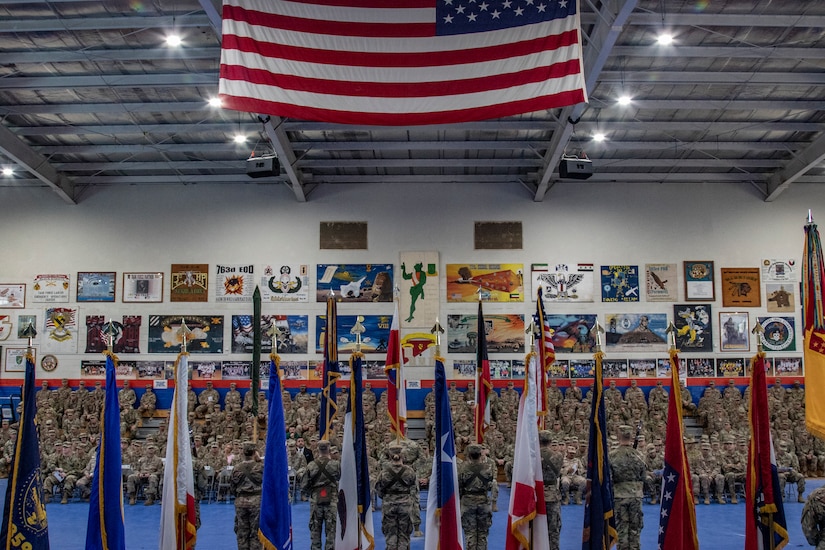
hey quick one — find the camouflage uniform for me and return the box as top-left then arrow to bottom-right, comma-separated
560,442 -> 586,505
695,442 -> 725,504
376,449 -> 417,550
457,444 -> 493,550
539,432 -> 563,549
609,427 -> 646,550
721,439 -> 745,504
802,486 -> 825,549
118,381 -> 136,410
776,442 -> 806,502
302,443 -> 341,550
138,386 -> 157,417
643,444 -> 664,504
126,445 -> 163,505
230,446 -> 263,550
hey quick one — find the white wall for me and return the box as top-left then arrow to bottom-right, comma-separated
0,180 -> 818,381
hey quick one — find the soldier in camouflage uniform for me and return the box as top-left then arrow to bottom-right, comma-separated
457,443 -> 493,550
376,443 -> 417,550
43,441 -> 86,504
138,384 -> 157,417
802,486 -> 825,549
721,437 -> 746,504
539,431 -> 563,548
695,441 -> 725,504
560,439 -> 586,505
777,440 -> 806,502
302,440 -> 341,550
644,443 -> 664,504
230,442 -> 263,550
609,425 -> 646,550
127,443 -> 163,505
118,380 -> 136,410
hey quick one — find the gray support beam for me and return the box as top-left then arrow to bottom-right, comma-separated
765,132 -> 825,202
263,118 -> 307,202
0,14 -> 213,33
534,0 -> 638,201
0,125 -> 75,204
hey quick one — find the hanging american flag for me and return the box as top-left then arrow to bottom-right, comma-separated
219,0 -> 587,125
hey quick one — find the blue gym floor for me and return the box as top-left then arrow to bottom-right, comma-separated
3,478 -> 819,549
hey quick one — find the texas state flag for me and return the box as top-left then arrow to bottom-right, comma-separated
424,358 -> 464,550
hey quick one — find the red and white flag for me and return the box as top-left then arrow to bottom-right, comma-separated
218,0 -> 587,125
159,353 -> 197,550
505,353 -> 550,550
385,303 -> 406,438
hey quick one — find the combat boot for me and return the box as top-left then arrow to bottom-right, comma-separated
718,496 -> 726,504
61,493 -> 68,505
574,493 -> 582,505
798,495 -> 806,503
128,493 -> 136,505
561,494 -> 569,505
144,495 -> 155,506
704,496 -> 710,505
731,493 -> 739,504
43,492 -> 52,505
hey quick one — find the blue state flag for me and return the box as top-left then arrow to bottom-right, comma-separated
85,352 -> 126,550
259,356 -> 293,550
0,351 -> 49,550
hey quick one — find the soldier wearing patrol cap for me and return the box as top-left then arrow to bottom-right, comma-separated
560,437 -> 586,505
302,440 -> 341,550
609,425 -> 646,550
127,443 -> 163,505
539,430 -> 563,548
457,443 -> 494,550
230,442 -> 263,550
376,442 -> 417,550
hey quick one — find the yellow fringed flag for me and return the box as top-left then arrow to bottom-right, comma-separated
803,221 -> 825,439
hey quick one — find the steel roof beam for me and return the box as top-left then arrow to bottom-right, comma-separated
263,118 -> 307,202
764,131 -> 825,202
1,47 -> 220,64
0,14 -> 213,33
0,124 -> 75,204
0,74 -> 218,89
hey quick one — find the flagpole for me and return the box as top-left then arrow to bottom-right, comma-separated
177,319 -> 191,550
752,321 -> 777,550
394,286 -> 402,444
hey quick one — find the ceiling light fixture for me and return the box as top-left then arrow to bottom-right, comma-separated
657,32 -> 674,46
617,94 -> 632,106
593,133 -> 606,142
208,97 -> 222,108
165,33 -> 182,47
233,134 -> 247,144
2,167 -> 12,177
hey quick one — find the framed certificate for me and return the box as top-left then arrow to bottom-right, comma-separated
123,272 -> 164,302
4,347 -> 33,372
77,272 -> 116,302
684,261 -> 715,301
0,284 -> 26,308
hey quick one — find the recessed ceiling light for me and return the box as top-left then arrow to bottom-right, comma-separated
593,133 -> 606,142
617,95 -> 632,106
657,33 -> 674,46
208,97 -> 223,108
233,134 -> 247,144
2,167 -> 12,176
165,34 -> 182,47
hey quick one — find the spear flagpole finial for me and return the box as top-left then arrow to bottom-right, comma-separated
666,322 -> 677,350
752,320 -> 765,352
177,318 -> 192,353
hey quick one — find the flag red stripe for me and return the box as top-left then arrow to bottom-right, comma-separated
221,31 -> 580,68
223,4 -> 433,38
510,480 -> 539,517
219,89 -> 586,126
286,0 -> 435,7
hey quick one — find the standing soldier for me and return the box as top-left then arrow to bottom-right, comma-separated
610,425 -> 646,550
802,485 -> 825,549
230,442 -> 264,550
376,443 -> 417,550
302,440 -> 341,550
457,443 -> 494,550
539,431 -> 563,549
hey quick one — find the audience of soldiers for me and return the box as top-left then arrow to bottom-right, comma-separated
0,373 -> 815,514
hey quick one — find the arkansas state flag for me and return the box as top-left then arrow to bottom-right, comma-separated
159,353 -> 197,550
424,358 -> 463,550
505,352 -> 549,550
384,303 -> 406,438
745,352 -> 789,550
657,349 -> 699,550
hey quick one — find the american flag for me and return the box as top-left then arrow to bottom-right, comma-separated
219,0 -> 587,125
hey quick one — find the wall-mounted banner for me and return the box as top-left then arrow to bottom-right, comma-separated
316,263 -> 394,302
215,264 -> 255,302
31,274 -> 70,303
446,263 -> 524,302
147,315 -> 224,354
531,262 -> 595,303
399,251 -> 440,328
260,264 -> 309,302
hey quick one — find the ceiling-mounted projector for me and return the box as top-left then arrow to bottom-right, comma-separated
246,156 -> 280,178
558,156 -> 593,179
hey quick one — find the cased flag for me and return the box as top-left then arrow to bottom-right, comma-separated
335,354 -> 375,550
320,297 -> 340,441
804,221 -> 825,439
0,352 -> 49,550
745,352 -> 788,550
218,0 -> 587,125
384,303 -> 406,438
424,358 -> 464,550
259,355 -> 293,550
504,352 -> 549,550
657,349 -> 699,550
159,353 -> 197,550
475,300 -> 492,444
581,350 -> 617,550
85,352 -> 126,550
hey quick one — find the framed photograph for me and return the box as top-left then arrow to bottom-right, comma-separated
673,304 -> 713,352
684,261 -> 715,301
720,268 -> 761,307
716,357 -> 745,377
76,272 -> 116,302
0,284 -> 26,308
774,356 -> 803,377
170,263 -> 209,302
720,312 -> 750,352
123,272 -> 163,302
4,347 -> 33,372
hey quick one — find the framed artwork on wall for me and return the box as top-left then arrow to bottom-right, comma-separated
684,261 -> 715,301
123,272 -> 163,302
720,268 -> 761,307
76,272 -> 116,302
4,347 -> 33,372
0,284 -> 26,308
719,312 -> 750,352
